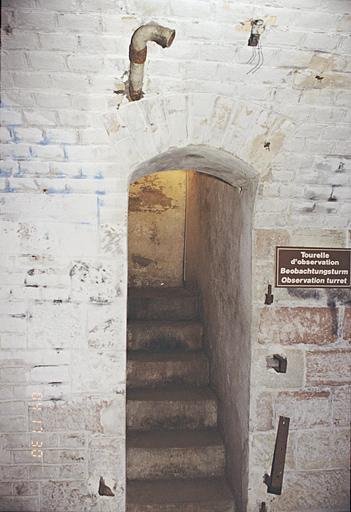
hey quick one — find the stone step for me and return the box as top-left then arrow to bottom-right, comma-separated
127,430 -> 226,480
127,351 -> 209,388
127,320 -> 203,352
127,478 -> 235,512
128,287 -> 198,321
127,385 -> 218,431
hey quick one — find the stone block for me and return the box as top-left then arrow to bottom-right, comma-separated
251,431 -> 296,470
88,435 -> 124,488
0,465 -> 27,480
268,469 -> 350,511
295,428 -> 350,470
0,496 -> 39,512
0,415 -> 26,433
306,349 -> 351,385
258,307 -> 337,345
290,228 -> 346,247
252,348 -> 305,389
58,432 -> 86,448
40,481 -> 99,512
252,392 -> 273,432
28,398 -> 102,433
13,481 -> 40,496
332,385 -> 351,427
274,391 -> 331,429
254,229 -> 290,260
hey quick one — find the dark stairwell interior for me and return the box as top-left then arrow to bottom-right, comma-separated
126,169 -> 253,511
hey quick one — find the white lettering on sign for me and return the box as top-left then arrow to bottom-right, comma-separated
276,247 -> 351,288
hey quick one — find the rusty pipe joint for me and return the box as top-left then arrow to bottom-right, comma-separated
128,23 -> 176,101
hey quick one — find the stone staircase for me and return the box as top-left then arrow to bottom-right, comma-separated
126,287 -> 236,512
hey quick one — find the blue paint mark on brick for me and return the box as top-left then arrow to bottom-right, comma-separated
13,168 -> 25,178
74,169 -> 88,179
94,171 -> 104,180
39,135 -> 50,145
0,169 -> 12,177
3,179 -> 16,193
95,190 -> 106,196
46,185 -> 71,195
7,126 -> 20,143
63,145 -> 69,161
97,196 -> 102,226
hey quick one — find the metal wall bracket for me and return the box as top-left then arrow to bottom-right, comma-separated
264,416 -> 290,495
264,284 -> 274,305
266,354 -> 287,373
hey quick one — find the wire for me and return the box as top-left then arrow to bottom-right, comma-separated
246,40 -> 264,74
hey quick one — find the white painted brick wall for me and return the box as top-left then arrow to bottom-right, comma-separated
1,0 -> 350,511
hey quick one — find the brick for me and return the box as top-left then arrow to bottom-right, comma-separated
1,50 -> 29,71
36,0 -> 79,10
67,55 -> 104,73
15,10 -> 57,31
33,92 -> 71,109
23,110 -> 57,126
30,144 -> 65,160
27,302 -> 85,349
87,302 -> 122,349
258,307 -> 337,345
0,465 -> 27,480
0,415 -> 26,432
274,391 -> 331,429
306,349 -> 351,385
45,128 -> 77,144
0,482 -> 11,496
30,364 -> 70,384
0,367 -> 27,384
14,127 -> 43,144
38,33 -> 78,51
29,465 -> 59,480
343,307 -> 351,341
0,496 -> 39,512
1,30 -> 39,50
0,110 -> 23,126
0,401 -> 25,416
58,433 -> 86,448
57,13 -> 102,32
28,51 -> 68,72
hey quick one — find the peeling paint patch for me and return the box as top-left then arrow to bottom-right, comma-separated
132,255 -> 153,267
129,175 -> 175,213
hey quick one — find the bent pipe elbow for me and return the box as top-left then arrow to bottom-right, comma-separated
128,23 -> 176,101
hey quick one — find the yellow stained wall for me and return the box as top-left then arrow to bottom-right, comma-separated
128,171 -> 186,287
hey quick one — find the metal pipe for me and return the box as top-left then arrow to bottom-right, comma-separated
128,23 -> 176,101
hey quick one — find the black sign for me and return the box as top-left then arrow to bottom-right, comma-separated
276,247 -> 351,288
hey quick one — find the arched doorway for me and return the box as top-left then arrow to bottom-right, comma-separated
125,146 -> 257,511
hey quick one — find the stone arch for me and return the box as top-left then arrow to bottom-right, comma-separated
103,93 -> 296,511
103,92 -> 296,186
